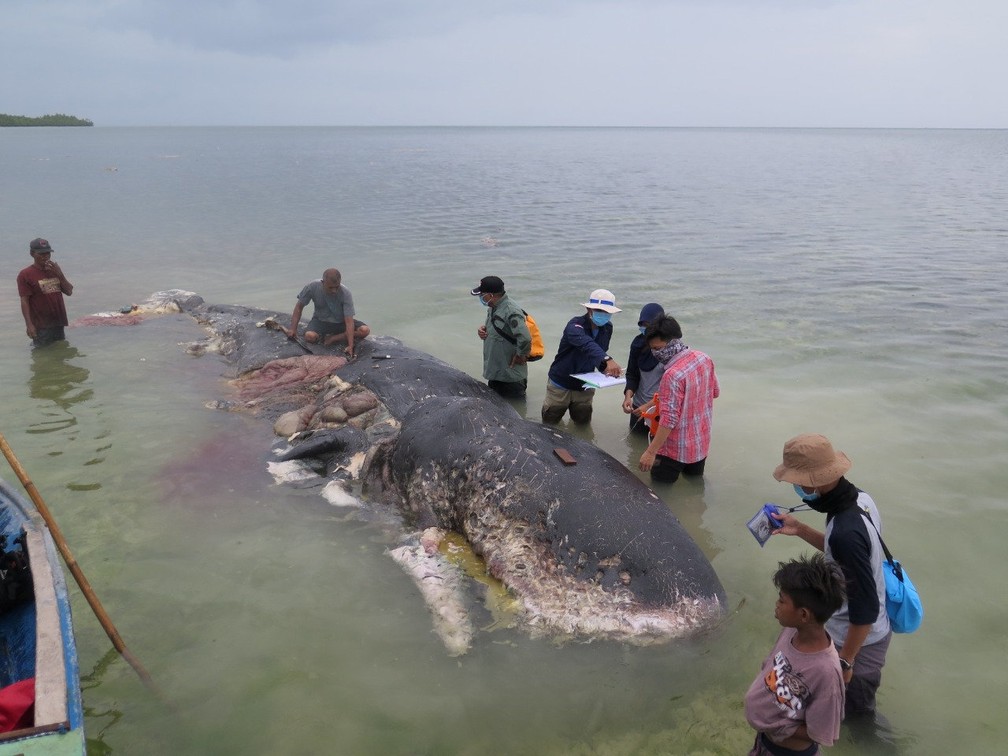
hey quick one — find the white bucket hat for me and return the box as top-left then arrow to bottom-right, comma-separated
582,288 -> 621,314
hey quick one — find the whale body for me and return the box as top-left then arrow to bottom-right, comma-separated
132,293 -> 727,651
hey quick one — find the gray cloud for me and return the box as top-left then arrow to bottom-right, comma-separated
3,0 -> 1006,127
100,0 -> 579,57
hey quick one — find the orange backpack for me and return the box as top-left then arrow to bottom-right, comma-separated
492,310 -> 545,362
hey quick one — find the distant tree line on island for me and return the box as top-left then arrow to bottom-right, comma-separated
0,113 -> 94,127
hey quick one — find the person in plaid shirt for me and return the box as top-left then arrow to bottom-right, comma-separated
637,316 -> 719,484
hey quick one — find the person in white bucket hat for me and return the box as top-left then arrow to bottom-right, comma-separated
541,287 -> 623,424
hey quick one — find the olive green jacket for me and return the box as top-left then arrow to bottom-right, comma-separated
482,294 -> 532,383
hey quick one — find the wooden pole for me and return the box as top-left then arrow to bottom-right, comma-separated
0,432 -> 155,687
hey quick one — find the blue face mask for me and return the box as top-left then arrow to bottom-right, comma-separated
591,311 -> 611,327
478,295 -> 491,307
793,483 -> 820,502
639,326 -> 647,335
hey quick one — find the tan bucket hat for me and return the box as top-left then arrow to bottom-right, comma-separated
773,433 -> 852,487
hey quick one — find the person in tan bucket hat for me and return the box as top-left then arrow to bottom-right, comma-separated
769,433 -> 893,725
773,433 -> 851,489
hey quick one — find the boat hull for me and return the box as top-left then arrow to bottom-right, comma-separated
0,478 -> 84,755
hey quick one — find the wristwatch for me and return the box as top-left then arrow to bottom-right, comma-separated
839,657 -> 854,672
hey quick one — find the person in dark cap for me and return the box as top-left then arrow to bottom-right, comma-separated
284,268 -> 370,357
17,238 -> 74,347
621,302 -> 665,435
770,433 -> 892,721
472,275 -> 532,398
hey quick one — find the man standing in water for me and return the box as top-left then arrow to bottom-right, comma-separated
770,434 -> 892,721
285,268 -> 370,357
472,275 -> 532,398
637,316 -> 719,483
17,237 -> 74,347
541,287 -> 623,424
621,302 -> 666,435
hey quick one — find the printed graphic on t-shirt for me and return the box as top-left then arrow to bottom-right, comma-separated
763,650 -> 811,718
38,276 -> 62,294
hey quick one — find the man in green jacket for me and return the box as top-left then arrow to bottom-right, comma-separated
472,276 -> 532,398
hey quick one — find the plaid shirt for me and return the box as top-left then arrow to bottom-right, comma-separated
656,348 -> 719,464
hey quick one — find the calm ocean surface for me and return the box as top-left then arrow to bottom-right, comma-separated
1,127 -> 1006,755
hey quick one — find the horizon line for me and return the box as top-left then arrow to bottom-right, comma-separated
28,123 -> 1008,131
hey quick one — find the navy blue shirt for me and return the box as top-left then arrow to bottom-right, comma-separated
546,313 -> 613,390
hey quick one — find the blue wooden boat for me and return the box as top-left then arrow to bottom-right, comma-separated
0,477 -> 84,755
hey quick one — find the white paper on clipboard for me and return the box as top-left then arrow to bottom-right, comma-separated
570,371 -> 627,390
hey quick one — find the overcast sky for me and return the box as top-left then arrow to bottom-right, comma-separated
2,0 -> 1005,127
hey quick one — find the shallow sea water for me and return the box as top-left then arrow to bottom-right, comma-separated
1,127 -> 1007,754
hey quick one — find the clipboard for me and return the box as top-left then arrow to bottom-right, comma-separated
570,371 -> 626,390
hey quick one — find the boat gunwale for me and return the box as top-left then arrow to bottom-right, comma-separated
0,719 -> 73,743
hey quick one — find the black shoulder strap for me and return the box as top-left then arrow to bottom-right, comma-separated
491,312 -> 518,345
858,508 -> 896,567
